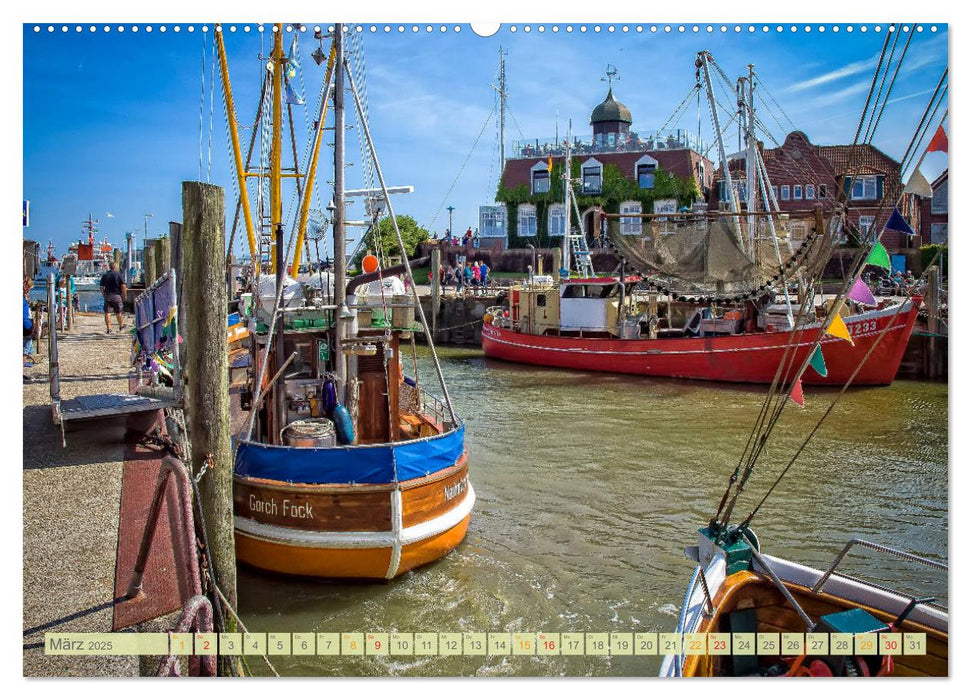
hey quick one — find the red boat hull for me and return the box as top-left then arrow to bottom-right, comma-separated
481,302 -> 919,386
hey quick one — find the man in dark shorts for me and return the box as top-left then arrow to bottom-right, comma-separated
99,262 -> 127,333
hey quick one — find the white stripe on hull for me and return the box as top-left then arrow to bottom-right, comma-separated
234,486 -> 475,550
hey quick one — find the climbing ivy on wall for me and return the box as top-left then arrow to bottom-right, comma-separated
496,162 -> 701,247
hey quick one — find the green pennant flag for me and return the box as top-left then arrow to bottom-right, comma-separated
866,242 -> 891,270
809,345 -> 828,377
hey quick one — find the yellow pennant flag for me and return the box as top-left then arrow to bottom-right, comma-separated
548,155 -> 554,175
826,313 -> 855,346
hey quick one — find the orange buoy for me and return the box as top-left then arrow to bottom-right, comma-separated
362,254 -> 379,274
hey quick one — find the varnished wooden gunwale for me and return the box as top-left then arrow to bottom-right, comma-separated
683,571 -> 947,677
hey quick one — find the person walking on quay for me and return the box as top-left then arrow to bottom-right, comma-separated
445,264 -> 455,292
479,260 -> 490,289
463,261 -> 473,292
23,277 -> 35,367
99,261 -> 127,333
471,260 -> 481,291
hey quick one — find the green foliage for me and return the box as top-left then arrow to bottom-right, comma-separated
495,161 -> 701,246
920,244 -> 947,276
354,215 -> 430,266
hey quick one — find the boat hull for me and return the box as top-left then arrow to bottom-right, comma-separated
232,435 -> 473,579
481,302 -> 918,386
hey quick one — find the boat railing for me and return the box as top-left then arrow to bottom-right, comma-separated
810,538 -> 948,597
485,305 -> 507,328
411,382 -> 452,430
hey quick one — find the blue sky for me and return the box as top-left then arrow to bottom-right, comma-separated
23,22 -> 948,259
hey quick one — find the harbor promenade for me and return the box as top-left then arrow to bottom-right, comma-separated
22,313 -> 181,676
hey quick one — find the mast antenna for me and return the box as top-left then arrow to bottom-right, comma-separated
491,47 -> 509,177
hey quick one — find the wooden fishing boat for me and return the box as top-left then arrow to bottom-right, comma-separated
220,23 -> 472,579
660,527 -> 947,677
482,284 -> 918,386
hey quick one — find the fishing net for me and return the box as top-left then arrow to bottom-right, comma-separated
606,212 -> 828,299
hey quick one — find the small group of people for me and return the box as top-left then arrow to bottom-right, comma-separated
865,269 -> 917,296
439,259 -> 490,295
434,226 -> 479,248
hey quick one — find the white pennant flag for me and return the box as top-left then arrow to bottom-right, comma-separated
904,168 -> 933,198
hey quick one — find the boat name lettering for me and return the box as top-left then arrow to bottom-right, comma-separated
444,477 -> 468,503
248,494 -> 315,519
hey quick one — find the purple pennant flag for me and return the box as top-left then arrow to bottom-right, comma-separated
848,276 -> 877,307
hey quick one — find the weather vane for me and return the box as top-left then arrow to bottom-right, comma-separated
601,64 -> 620,89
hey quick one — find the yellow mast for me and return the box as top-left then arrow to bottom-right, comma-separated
269,24 -> 285,273
215,23 -> 259,276
289,42 -> 337,277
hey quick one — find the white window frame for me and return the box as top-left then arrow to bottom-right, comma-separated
619,200 -> 642,235
634,154 -> 659,189
858,215 -> 875,241
781,185 -> 790,201
851,176 -> 878,200
805,184 -> 815,200
517,204 -> 537,237
581,158 -> 603,195
771,186 -> 778,201
931,180 -> 947,215
548,203 -> 566,237
793,185 -> 803,200
530,161 -> 550,195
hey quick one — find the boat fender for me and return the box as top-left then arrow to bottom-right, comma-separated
322,379 -> 337,414
332,404 -> 355,445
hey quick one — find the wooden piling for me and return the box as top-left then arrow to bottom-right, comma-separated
155,236 -> 171,280
181,182 -> 237,634
144,240 -> 157,288
431,246 -> 441,340
926,265 -> 941,380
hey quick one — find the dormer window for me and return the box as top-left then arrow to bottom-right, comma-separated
635,154 -> 658,189
793,185 -> 803,200
805,184 -> 815,200
850,176 -> 878,200
781,185 -> 790,201
530,161 -> 550,194
581,158 -> 603,194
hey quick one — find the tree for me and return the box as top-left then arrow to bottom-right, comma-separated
355,215 -> 431,266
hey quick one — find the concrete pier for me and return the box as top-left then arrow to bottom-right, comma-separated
22,313 -> 182,676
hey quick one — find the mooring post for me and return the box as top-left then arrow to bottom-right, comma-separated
181,181 -> 237,641
431,246 -> 441,340
156,236 -> 171,284
66,274 -> 74,331
145,240 -> 157,288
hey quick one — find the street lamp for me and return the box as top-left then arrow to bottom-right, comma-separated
446,205 -> 455,241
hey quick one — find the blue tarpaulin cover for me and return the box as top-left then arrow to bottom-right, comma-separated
235,423 -> 465,484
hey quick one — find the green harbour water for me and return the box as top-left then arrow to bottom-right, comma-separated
237,346 -> 948,677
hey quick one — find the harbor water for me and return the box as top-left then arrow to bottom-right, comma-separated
29,286 -> 106,313
237,347 -> 948,677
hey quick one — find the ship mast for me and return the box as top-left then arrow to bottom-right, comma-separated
333,24 -> 347,397
561,124 -> 572,276
269,25 -> 285,273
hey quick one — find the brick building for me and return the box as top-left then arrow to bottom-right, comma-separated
712,131 -> 922,252
920,170 -> 948,245
496,87 -> 714,246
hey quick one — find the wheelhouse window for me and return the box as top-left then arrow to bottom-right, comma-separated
548,203 -> 566,237
851,176 -> 878,200
619,201 -> 642,235
517,204 -> 537,237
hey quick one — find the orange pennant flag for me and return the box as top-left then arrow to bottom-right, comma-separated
927,125 -> 948,154
548,154 -> 554,174
789,378 -> 805,407
826,313 -> 855,346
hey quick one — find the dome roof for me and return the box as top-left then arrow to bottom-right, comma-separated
590,88 -> 632,125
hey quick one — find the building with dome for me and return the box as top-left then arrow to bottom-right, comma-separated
490,80 -> 714,249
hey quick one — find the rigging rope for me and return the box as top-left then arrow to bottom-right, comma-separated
427,101 -> 498,230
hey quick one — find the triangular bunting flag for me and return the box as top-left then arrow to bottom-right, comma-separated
826,313 -> 855,346
927,125 -> 948,154
904,168 -> 934,198
789,378 -> 805,407
547,155 -> 554,175
809,345 -> 828,378
848,277 -> 878,307
866,242 -> 891,270
883,208 -> 916,237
